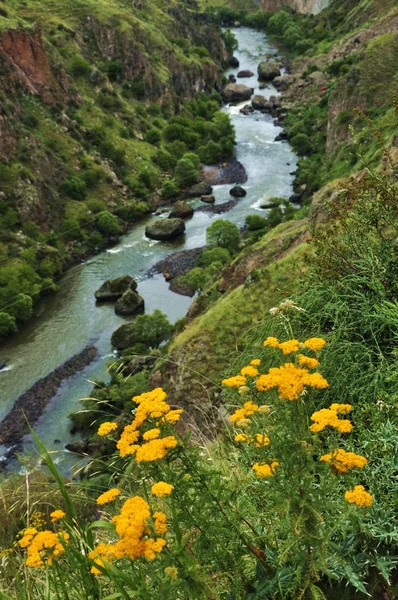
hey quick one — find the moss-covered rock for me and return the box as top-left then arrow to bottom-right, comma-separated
188,182 -> 213,197
222,83 -> 253,102
145,218 -> 186,240
169,200 -> 194,219
95,275 -> 137,301
111,323 -> 137,350
257,61 -> 281,81
114,289 -> 145,316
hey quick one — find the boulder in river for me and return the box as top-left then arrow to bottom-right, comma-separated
275,131 -> 288,141
111,323 -> 137,350
237,69 -> 254,78
252,95 -> 271,111
169,200 -> 194,219
145,218 -> 186,240
228,55 -> 239,68
222,83 -> 253,103
257,61 -> 281,81
188,181 -> 213,197
0,360 -> 6,371
230,185 -> 247,198
95,275 -> 137,301
201,195 -> 216,204
228,74 -> 237,83
115,289 -> 145,316
260,200 -> 281,209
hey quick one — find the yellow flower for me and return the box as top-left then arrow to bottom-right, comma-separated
250,359 -> 261,366
164,409 -> 183,423
222,375 -> 247,387
240,365 -> 259,377
320,449 -> 367,473
345,485 -> 373,507
97,422 -> 118,436
153,511 -> 167,534
135,436 -> 177,462
151,482 -> 174,497
258,405 -> 271,414
20,530 -> 69,568
97,488 -> 121,505
238,385 -> 250,395
256,363 -> 328,401
310,406 -> 353,433
303,337 -> 327,352
50,510 -> 66,522
234,433 -> 250,443
263,337 -> 279,348
230,401 -> 258,424
252,461 -> 279,478
298,354 -> 320,369
278,339 -> 300,355
164,565 -> 178,579
143,428 -> 161,441
329,403 -> 352,414
255,433 -> 270,447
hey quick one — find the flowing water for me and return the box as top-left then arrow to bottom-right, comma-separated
0,27 -> 297,472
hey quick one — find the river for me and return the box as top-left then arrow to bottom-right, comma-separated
0,27 -> 297,473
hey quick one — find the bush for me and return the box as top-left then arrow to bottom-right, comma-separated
197,247 -> 230,267
69,55 -> 90,77
86,199 -> 107,214
0,312 -> 17,338
61,176 -> 87,200
198,141 -> 223,165
145,129 -> 161,145
133,310 -> 173,348
174,158 -> 199,188
162,180 -> 179,200
81,166 -> 106,188
96,211 -> 122,237
153,149 -> 176,171
245,214 -> 268,231
8,293 -> 33,323
206,220 -> 240,253
290,133 -> 312,156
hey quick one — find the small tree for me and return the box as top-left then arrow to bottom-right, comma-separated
206,220 -> 240,253
0,312 -> 17,338
96,211 -> 122,236
133,310 -> 173,349
174,158 -> 199,188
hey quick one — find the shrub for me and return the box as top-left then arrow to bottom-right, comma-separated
145,128 -> 161,145
197,247 -> 230,267
290,133 -> 312,156
61,176 -> 87,200
8,293 -> 33,323
162,180 -> 179,199
245,214 -> 268,231
153,149 -> 176,171
96,211 -> 122,237
0,312 -> 17,338
174,158 -> 199,188
138,166 -> 159,191
198,141 -> 223,165
133,310 -> 173,348
81,166 -> 106,188
69,55 -> 90,77
206,220 -> 240,253
86,199 -> 107,214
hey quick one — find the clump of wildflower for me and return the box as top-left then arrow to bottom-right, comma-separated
278,339 -> 300,355
97,488 -> 121,505
234,433 -> 270,447
18,529 -> 69,568
50,510 -> 65,522
151,482 -> 174,497
222,375 -> 247,388
263,337 -> 279,348
164,565 -> 178,579
250,359 -> 261,366
298,354 -> 320,369
329,403 -> 352,414
252,461 -> 279,478
240,365 -> 259,377
153,511 -> 167,534
256,363 -> 328,401
238,385 -> 250,395
88,543 -> 115,575
230,401 -> 258,424
303,337 -> 327,352
258,404 -> 271,414
97,422 -> 118,436
310,406 -> 353,433
143,428 -> 160,441
320,449 -> 367,473
345,485 -> 373,507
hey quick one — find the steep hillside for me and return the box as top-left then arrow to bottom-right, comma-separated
0,0 -> 226,338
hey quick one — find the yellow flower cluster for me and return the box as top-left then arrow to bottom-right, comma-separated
303,338 -> 327,352
256,363 -> 328,401
116,388 -> 181,459
50,510 -> 65,522
222,375 -> 247,388
234,433 -> 270,447
252,461 -> 279,478
263,336 -> 327,354
97,488 -> 121,505
320,449 -> 367,473
344,485 -> 373,507
89,496 -> 167,574
310,405 -> 353,433
240,365 -> 259,377
97,422 -> 118,436
164,565 -> 178,579
298,354 -> 320,369
18,528 -> 69,568
250,359 -> 261,366
151,482 -> 174,497
278,339 -> 300,355
263,337 -> 280,348
230,401 -> 258,424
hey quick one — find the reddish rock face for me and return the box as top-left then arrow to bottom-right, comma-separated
0,24 -> 69,104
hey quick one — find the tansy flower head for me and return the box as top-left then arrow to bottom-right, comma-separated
303,337 -> 327,352
320,449 -> 367,473
298,354 -> 320,369
165,566 -> 178,579
230,401 -> 258,424
241,365 -> 259,377
222,375 -> 247,388
252,461 -> 279,478
250,359 -> 261,366
50,510 -> 65,522
264,337 -> 279,348
329,403 -> 352,414
345,485 -> 373,507
310,408 -> 352,433
143,428 -> 160,441
151,482 -> 174,497
97,422 -> 118,437
97,488 -> 121,505
278,339 -> 300,355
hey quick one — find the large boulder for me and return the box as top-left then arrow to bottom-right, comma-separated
114,289 -> 145,316
145,218 -> 185,240
237,69 -> 254,78
95,275 -> 137,301
252,95 -> 272,111
188,182 -> 213,197
111,323 -> 137,350
201,195 -> 215,204
228,55 -> 239,68
222,83 -> 253,103
230,185 -> 247,198
169,200 -> 194,219
257,61 -> 281,81
121,351 -> 160,376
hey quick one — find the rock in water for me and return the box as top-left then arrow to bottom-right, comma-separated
111,323 -> 137,350
237,70 -> 254,78
188,182 -> 213,197
95,275 -> 137,301
201,195 -> 216,204
230,185 -> 247,198
257,61 -> 281,81
114,289 -> 145,316
169,200 -> 194,219
145,218 -> 186,240
222,83 -> 253,103
251,95 -> 272,110
228,55 -> 239,68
